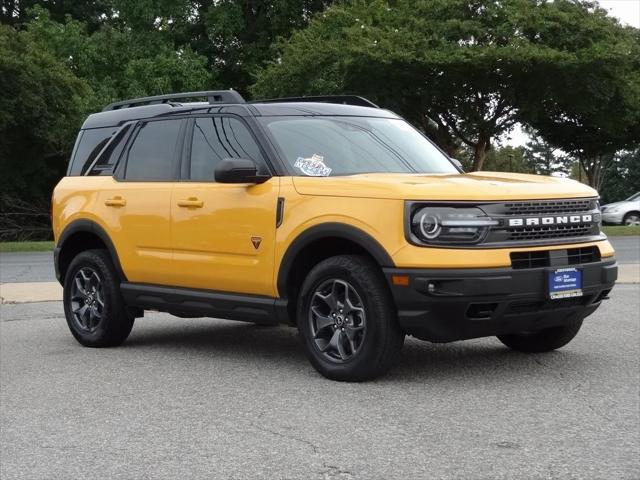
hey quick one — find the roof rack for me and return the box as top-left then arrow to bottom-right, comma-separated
102,90 -> 246,111
254,95 -> 379,108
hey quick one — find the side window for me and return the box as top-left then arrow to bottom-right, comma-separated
88,124 -> 133,176
189,116 -> 265,181
68,127 -> 117,175
124,119 -> 182,181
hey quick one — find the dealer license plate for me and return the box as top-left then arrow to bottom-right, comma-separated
548,267 -> 583,299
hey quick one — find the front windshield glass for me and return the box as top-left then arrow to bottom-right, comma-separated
626,192 -> 640,201
258,116 -> 458,176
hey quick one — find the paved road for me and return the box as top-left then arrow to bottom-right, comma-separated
610,236 -> 640,264
0,251 -> 55,283
0,236 -> 637,284
1,285 -> 638,479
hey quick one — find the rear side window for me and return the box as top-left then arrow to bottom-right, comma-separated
87,124 -> 133,176
124,119 -> 182,181
189,116 -> 265,181
67,127 -> 117,175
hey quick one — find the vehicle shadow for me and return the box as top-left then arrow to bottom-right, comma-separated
124,317 -> 586,383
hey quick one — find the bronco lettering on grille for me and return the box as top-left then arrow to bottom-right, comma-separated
508,214 -> 593,227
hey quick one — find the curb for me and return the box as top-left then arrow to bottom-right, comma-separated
1,282 -> 62,304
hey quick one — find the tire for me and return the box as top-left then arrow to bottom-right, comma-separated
63,249 -> 134,347
497,320 -> 583,353
623,212 -> 640,226
297,255 -> 404,381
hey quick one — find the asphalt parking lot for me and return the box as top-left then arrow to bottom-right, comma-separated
1,283 -> 639,479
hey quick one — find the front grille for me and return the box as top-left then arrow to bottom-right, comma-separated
504,199 -> 594,215
510,246 -> 601,269
479,197 -> 601,245
506,225 -> 593,241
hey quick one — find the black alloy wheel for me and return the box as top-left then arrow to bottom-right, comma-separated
69,267 -> 105,333
309,278 -> 367,362
63,249 -> 134,347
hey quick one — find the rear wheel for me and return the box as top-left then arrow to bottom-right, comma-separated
497,320 -> 583,353
63,249 -> 134,347
297,255 -> 404,381
623,212 -> 640,226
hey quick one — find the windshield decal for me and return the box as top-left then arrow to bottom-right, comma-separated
294,154 -> 332,177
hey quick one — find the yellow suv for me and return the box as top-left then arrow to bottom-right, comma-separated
52,91 -> 618,381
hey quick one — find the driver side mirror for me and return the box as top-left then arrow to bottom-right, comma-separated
450,158 -> 464,172
215,158 -> 271,184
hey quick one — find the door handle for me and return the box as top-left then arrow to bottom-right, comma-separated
104,196 -> 126,207
177,197 -> 204,208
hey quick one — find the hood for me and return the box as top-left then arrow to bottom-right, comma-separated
292,172 -> 598,201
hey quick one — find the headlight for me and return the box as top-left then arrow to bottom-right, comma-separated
605,206 -> 619,213
410,206 -> 498,245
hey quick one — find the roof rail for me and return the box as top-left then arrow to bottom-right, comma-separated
102,90 -> 246,111
254,95 -> 379,108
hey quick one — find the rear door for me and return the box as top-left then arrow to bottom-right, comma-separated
170,115 -> 279,296
96,118 -> 185,285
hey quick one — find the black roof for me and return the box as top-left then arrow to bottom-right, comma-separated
81,91 -> 398,129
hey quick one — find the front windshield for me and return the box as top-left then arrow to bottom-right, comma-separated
626,192 -> 640,201
258,116 -> 458,176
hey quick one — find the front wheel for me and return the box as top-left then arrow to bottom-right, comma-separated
297,255 -> 404,381
63,249 -> 134,347
623,212 -> 640,226
497,320 -> 583,353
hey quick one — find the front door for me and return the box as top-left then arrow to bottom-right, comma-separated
170,115 -> 279,297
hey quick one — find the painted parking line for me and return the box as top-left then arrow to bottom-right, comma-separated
1,265 -> 637,304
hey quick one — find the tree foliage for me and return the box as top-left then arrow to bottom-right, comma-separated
516,0 -> 640,189
599,149 -> 640,204
523,134 -> 574,176
0,24 -> 88,202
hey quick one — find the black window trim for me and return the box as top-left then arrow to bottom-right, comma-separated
114,117 -> 187,182
179,113 -> 275,183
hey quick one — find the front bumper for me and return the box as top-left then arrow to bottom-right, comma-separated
384,259 -> 617,342
602,211 -> 624,224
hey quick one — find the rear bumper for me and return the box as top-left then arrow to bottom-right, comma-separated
384,259 -> 617,342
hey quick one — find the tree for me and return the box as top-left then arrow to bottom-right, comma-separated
599,149 -> 640,204
483,146 -> 534,174
22,6 -> 214,112
253,0 -> 640,172
524,135 -> 574,176
516,0 -> 640,190
0,24 -> 88,204
1,0 -> 112,30
104,0 -> 332,96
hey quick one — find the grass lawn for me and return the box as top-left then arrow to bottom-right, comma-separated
603,226 -> 640,237
0,241 -> 55,253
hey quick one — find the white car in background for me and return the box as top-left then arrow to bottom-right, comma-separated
601,192 -> 640,226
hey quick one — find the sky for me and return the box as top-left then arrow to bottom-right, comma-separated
503,0 -> 640,147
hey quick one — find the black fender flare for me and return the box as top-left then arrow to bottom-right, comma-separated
55,219 -> 127,282
276,222 -> 395,296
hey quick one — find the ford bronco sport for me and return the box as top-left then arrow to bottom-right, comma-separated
52,91 -> 618,381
